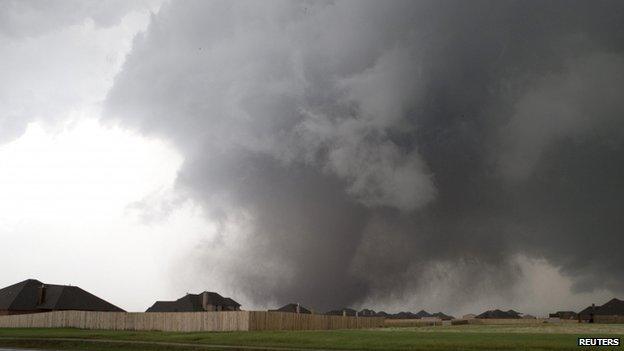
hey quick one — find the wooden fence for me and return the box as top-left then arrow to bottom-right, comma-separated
248,311 -> 383,330
0,310 -> 384,332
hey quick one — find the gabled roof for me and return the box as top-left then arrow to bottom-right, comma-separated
146,294 -> 202,312
146,291 -> 240,312
0,279 -> 124,312
415,310 -> 432,318
271,303 -> 311,314
0,279 -> 42,310
598,298 -> 624,315
579,298 -> 624,317
222,297 -> 241,308
146,301 -> 182,312
578,305 -> 594,317
36,285 -> 124,311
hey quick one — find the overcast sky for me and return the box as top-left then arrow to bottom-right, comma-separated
1,0 -> 623,316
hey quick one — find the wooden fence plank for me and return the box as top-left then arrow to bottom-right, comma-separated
0,311 -> 384,331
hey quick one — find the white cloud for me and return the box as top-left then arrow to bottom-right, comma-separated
0,0 -> 161,38
0,1 -> 210,312
0,118 -> 216,311
0,1 -> 158,143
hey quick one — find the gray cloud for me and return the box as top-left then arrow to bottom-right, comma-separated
0,0 -> 156,38
105,0 -> 624,312
499,53 -> 624,179
0,0 -> 158,145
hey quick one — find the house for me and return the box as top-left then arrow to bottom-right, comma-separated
146,291 -> 240,312
462,314 -> 476,319
375,311 -> 390,318
549,311 -> 578,320
579,298 -> 624,322
415,310 -> 432,319
270,303 -> 311,314
383,310 -> 447,320
598,298 -> 624,315
476,309 -> 521,319
391,311 -> 418,319
578,304 -> 596,322
0,279 -> 124,315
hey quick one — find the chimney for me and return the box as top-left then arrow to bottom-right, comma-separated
202,292 -> 209,311
342,310 -> 346,317
296,303 -> 300,314
37,284 -> 46,305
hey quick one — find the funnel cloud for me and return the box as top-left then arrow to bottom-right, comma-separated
105,0 -> 624,313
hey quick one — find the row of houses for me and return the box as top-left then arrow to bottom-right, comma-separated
268,304 -> 456,320
0,279 -> 451,318
463,299 -> 624,322
0,279 -> 240,315
2,279 -> 623,323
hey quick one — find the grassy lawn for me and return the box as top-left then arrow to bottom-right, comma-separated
0,324 -> 622,351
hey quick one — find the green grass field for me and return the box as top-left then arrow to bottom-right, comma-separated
0,323 -> 622,351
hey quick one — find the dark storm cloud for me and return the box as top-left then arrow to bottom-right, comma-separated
105,0 -> 624,311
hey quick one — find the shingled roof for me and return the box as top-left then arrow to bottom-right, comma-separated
579,298 -> 624,319
375,311 -> 390,317
415,310 -> 433,318
0,279 -> 124,313
270,303 -> 311,314
598,298 -> 624,315
146,291 -> 240,312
